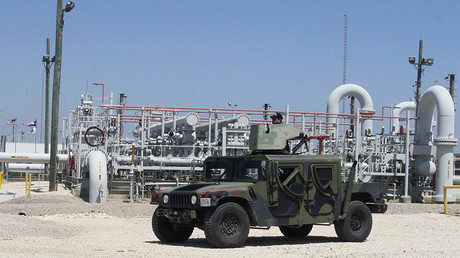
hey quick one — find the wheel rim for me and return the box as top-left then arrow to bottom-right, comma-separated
350,213 -> 363,232
220,214 -> 239,237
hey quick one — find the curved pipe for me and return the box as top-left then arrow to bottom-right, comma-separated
391,101 -> 416,133
326,84 -> 374,135
412,86 -> 457,202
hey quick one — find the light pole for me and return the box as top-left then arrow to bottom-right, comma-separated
42,38 -> 53,167
409,40 -> 434,117
49,0 -> 75,191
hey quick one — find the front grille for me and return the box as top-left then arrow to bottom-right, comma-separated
170,192 -> 192,207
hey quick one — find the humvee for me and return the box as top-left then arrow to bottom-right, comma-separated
150,124 -> 386,248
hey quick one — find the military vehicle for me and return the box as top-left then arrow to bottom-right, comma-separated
150,124 -> 386,248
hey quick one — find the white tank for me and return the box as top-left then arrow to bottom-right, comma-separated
87,151 -> 108,203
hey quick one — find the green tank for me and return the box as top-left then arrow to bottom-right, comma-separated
150,125 -> 386,248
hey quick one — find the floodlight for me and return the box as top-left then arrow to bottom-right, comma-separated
408,56 -> 415,64
423,58 -> 434,66
64,1 -> 75,12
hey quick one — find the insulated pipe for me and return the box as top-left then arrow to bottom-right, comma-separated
195,114 -> 250,132
148,112 -> 199,134
87,151 -> 107,203
0,153 -> 68,163
7,163 -> 45,172
391,101 -> 416,134
413,86 -> 457,202
326,84 -> 374,135
115,156 -> 203,166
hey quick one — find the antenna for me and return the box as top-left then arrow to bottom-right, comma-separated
343,14 -> 348,85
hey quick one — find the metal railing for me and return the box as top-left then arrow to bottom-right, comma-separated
443,184 -> 460,213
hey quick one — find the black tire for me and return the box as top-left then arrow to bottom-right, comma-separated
204,202 -> 250,248
152,208 -> 194,243
279,224 -> 313,238
334,201 -> 372,242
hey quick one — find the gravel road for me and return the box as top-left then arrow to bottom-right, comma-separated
1,182 -> 460,257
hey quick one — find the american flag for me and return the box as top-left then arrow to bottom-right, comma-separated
7,118 -> 16,125
28,120 -> 37,127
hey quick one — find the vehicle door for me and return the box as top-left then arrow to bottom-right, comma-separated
306,163 -> 339,216
269,162 -> 307,217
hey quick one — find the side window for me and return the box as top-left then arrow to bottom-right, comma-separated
237,160 -> 266,181
316,167 -> 332,188
278,165 -> 305,197
311,164 -> 338,195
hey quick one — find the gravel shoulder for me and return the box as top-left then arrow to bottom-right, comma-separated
1,181 -> 460,257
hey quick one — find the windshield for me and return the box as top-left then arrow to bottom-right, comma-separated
205,159 -> 266,181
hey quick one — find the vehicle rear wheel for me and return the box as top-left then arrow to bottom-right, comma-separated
279,224 -> 313,238
152,208 -> 194,243
204,202 -> 250,248
334,201 -> 372,242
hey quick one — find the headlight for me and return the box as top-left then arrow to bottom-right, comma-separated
191,195 -> 197,205
163,194 -> 169,204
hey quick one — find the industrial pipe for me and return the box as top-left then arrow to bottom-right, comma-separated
391,101 -> 416,134
326,84 -> 375,135
0,153 -> 68,163
87,151 -> 107,203
413,86 -> 457,202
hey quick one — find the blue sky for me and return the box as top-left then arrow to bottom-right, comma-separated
0,1 -> 459,149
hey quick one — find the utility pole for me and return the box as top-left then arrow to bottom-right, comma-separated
409,40 -> 434,118
42,38 -> 52,165
448,74 -> 455,101
49,0 -> 75,191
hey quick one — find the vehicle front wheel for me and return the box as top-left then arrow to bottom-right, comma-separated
334,200 -> 372,242
152,208 -> 194,243
279,224 -> 313,238
204,202 -> 250,248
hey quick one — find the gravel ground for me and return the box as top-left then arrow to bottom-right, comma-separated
1,181 -> 460,257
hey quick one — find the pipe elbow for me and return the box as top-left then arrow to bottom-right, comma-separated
413,159 -> 436,176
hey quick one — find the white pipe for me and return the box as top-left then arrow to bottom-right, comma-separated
150,112 -> 199,133
412,86 -> 457,202
7,163 -> 45,172
195,114 -> 250,132
454,176 -> 460,185
115,156 -> 202,166
391,101 -> 416,134
87,151 -> 108,203
0,153 -> 68,163
326,84 -> 375,135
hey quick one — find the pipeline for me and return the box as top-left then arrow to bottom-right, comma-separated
326,84 -> 375,135
412,86 -> 458,202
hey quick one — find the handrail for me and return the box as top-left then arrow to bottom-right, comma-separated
443,184 -> 460,213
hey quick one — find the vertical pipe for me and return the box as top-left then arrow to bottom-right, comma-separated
208,110 -> 212,155
404,111 -> 410,197
141,108 -> 145,198
222,127 -> 227,156
301,114 -> 305,132
214,113 -> 218,144
285,105 -> 290,124
354,109 -> 361,182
